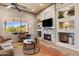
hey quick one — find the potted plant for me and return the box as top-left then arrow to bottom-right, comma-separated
58,11 -> 64,19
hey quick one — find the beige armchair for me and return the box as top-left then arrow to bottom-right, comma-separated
0,46 -> 14,56
0,36 -> 13,43
0,36 -> 14,56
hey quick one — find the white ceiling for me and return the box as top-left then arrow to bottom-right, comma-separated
0,3 -> 53,14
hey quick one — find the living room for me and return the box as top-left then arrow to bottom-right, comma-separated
0,3 -> 79,56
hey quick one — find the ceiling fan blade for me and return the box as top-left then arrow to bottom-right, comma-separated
12,3 -> 27,9
11,3 -> 21,12
11,3 -> 18,6
15,5 -> 21,12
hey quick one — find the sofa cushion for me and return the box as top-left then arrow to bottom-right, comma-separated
0,36 -> 5,42
4,38 -> 11,41
0,46 -> 3,50
0,49 -> 14,56
0,39 -> 2,43
0,42 -> 13,50
0,36 -> 12,43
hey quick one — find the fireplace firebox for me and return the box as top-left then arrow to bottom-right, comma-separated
44,34 -> 51,41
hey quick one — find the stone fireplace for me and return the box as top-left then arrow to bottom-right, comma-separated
44,34 -> 51,41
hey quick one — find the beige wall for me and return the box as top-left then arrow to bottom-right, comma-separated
0,5 -> 37,39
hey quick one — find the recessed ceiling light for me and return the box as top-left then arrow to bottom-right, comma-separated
32,8 -> 35,11
6,5 -> 12,9
40,4 -> 44,6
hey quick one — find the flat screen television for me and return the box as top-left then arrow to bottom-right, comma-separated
42,18 -> 53,27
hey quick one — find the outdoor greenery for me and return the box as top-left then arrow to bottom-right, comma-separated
5,22 -> 28,33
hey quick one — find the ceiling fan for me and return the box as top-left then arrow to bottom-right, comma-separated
10,3 -> 26,12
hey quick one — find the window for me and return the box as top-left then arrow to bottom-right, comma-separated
5,21 -> 28,33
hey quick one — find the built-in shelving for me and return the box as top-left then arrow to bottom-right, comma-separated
56,4 -> 76,45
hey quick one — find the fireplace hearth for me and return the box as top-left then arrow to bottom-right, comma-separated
44,34 -> 51,41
